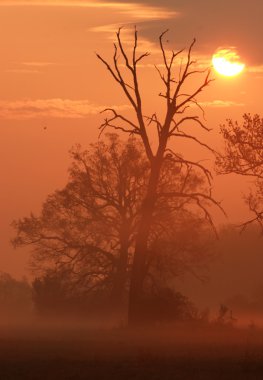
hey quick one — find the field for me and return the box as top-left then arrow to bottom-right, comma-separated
1,322 -> 263,379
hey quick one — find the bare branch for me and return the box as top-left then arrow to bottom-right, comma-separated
117,27 -> 133,73
100,108 -> 139,131
176,70 -> 214,112
144,113 -> 162,138
170,131 -> 216,154
159,29 -> 169,71
165,148 -> 213,185
170,116 -> 211,134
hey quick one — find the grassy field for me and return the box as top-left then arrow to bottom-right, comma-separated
1,322 -> 263,379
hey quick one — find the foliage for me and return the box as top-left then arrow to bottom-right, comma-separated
32,271 -> 110,316
139,287 -> 198,324
217,114 -> 263,230
217,114 -> 263,178
12,135 -> 214,312
13,135 -> 147,299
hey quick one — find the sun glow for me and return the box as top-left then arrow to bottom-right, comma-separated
212,48 -> 245,77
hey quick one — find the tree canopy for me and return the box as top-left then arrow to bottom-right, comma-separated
217,114 -> 263,230
12,134 -> 215,315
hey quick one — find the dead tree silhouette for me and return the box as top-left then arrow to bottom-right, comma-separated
97,27 -> 223,326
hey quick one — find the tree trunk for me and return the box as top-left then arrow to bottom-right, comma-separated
111,220 -> 130,312
128,158 -> 162,326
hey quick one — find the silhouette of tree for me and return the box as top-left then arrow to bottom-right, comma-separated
32,272 -> 69,316
13,135 -> 147,310
0,272 -> 32,317
32,271 -> 99,317
217,114 -> 263,230
12,135 -> 215,317
97,28 -> 220,325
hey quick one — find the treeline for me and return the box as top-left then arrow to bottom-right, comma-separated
0,268 -> 201,323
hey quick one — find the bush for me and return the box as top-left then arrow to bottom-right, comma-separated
138,287 -> 197,324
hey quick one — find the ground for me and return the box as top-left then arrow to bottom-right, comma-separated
1,322 -> 263,379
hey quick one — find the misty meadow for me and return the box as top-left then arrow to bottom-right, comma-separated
1,1 -> 263,379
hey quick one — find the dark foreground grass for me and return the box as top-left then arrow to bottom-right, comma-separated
0,323 -> 263,379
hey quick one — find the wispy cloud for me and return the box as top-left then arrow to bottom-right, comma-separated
0,98 -> 131,119
0,1 -> 121,6
21,62 -> 57,67
1,1 -> 178,60
200,100 -> 245,108
5,62 -> 61,74
0,0 -> 177,19
247,65 -> 263,74
88,3 -> 177,45
0,98 -> 244,120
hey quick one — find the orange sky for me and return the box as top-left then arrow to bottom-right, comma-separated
0,0 -> 262,277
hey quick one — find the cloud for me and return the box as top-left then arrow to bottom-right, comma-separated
3,0 -> 263,67
0,1 -> 126,6
87,2 -> 177,46
21,62 -> 57,67
0,98 -> 244,121
113,0 -> 263,68
2,1 -> 177,40
247,65 -> 263,74
200,100 -> 245,108
0,99 -> 131,119
0,0 -> 177,19
5,62 -> 61,75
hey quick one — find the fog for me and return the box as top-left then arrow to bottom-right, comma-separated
1,225 -> 263,379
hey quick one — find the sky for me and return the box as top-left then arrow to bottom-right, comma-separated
0,0 -> 263,282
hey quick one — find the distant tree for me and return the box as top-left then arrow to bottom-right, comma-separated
32,270 -> 124,318
12,134 -> 215,317
97,28 -> 221,324
0,272 -> 32,317
32,271 -> 93,316
217,114 -> 263,230
32,271 -> 73,316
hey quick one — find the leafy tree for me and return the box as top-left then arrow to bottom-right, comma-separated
97,28 -> 220,324
13,134 -> 147,310
217,113 -> 263,230
12,135 -> 215,317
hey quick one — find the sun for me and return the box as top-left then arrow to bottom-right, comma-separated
212,48 -> 245,77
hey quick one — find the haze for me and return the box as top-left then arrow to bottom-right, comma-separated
1,2 -> 263,378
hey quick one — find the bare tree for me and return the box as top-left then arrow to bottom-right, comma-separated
216,113 -> 263,230
97,28 -> 220,325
